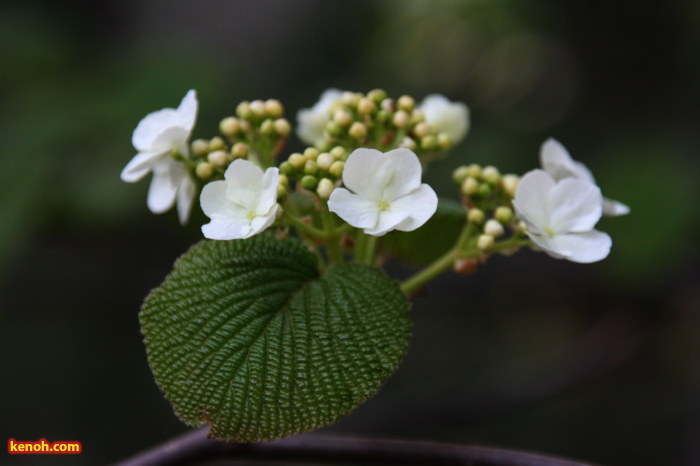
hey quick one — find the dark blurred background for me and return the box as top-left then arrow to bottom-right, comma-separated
1,0 -> 699,464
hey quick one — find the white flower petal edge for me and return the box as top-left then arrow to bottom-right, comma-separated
540,138 -> 629,217
328,148 -> 438,237
200,159 -> 279,240
419,94 -> 470,145
296,88 -> 343,146
121,90 -> 198,225
513,169 -> 611,263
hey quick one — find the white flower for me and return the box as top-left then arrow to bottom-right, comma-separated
200,159 -> 279,240
121,90 -> 198,224
540,138 -> 630,216
328,148 -> 438,237
419,94 -> 470,145
296,88 -> 343,145
513,169 -> 612,263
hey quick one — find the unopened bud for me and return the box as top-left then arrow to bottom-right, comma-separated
260,119 -> 275,136
304,159 -> 318,175
275,203 -> 284,221
461,177 -> 479,196
437,133 -> 452,150
264,99 -> 284,119
207,150 -> 229,167
410,109 -> 425,124
502,174 -> 520,198
278,174 -> 289,187
209,136 -> 225,152
484,219 -> 505,237
466,163 -> 482,178
392,110 -> 410,129
317,152 -> 334,171
250,99 -> 266,118
478,183 -> 492,197
232,142 -> 248,159
236,101 -> 252,119
325,120 -> 343,136
329,161 -> 345,178
367,88 -> 387,103
288,153 -> 305,169
399,137 -> 417,151
453,166 -> 470,184
273,118 -> 291,137
453,257 -> 479,276
219,117 -> 240,136
195,162 -> 214,179
300,175 -> 318,190
191,139 -> 210,157
330,146 -> 346,160
477,234 -> 494,251
495,206 -> 513,223
349,122 -> 367,140
333,110 -> 352,127
397,95 -> 415,112
421,135 -> 437,150
303,147 -> 319,160
517,220 -> 528,233
381,98 -> 395,112
277,184 -> 287,199
413,121 -> 431,138
357,98 -> 376,116
482,165 -> 501,185
279,161 -> 293,176
468,208 -> 485,224
317,178 -> 334,200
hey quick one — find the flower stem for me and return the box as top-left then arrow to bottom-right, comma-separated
320,208 -> 343,264
284,211 -> 328,239
362,235 -> 378,265
400,247 -> 458,295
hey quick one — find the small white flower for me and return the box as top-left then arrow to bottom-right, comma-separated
296,88 -> 343,146
200,159 -> 279,240
540,138 -> 630,216
121,90 -> 198,224
513,169 -> 612,263
328,148 -> 438,237
419,94 -> 470,145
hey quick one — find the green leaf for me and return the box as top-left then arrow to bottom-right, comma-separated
140,234 -> 411,442
380,197 -> 466,265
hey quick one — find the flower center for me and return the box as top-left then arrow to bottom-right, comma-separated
246,211 -> 257,220
378,200 -> 390,211
543,227 -> 555,237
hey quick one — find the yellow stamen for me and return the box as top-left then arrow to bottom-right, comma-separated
378,200 -> 390,211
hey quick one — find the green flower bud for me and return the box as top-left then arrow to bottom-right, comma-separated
231,142 -> 248,159
275,203 -> 284,221
330,146 -> 346,160
367,88 -> 387,103
495,206 -> 513,223
342,91 -> 361,107
191,139 -> 210,157
329,160 -> 345,178
410,109 -> 425,125
477,183 -> 492,197
207,150 -> 229,167
300,175 -> 318,190
304,159 -> 318,175
349,122 -> 367,140
437,132 -> 452,151
278,174 -> 289,187
273,118 -> 291,137
484,219 -> 505,237
421,134 -> 437,151
264,99 -> 284,119
453,166 -> 470,185
277,184 -> 287,199
288,153 -> 305,169
260,119 -> 275,136
236,101 -> 252,119
468,208 -> 485,224
303,147 -> 319,160
325,120 -> 343,136
501,174 -> 520,198
477,234 -> 494,251
219,117 -> 240,137
465,163 -> 481,178
376,109 -> 391,123
317,178 -> 334,200
392,110 -> 410,129
317,152 -> 334,171
195,162 -> 214,179
279,161 -> 293,176
482,165 -> 501,185
461,177 -> 479,196
397,95 -> 415,112
209,136 -> 226,152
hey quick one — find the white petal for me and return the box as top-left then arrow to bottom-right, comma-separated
147,160 -> 179,214
247,205 -> 278,237
328,188 -> 379,230
342,148 -> 422,202
177,174 -> 195,225
529,230 -> 612,263
150,126 -> 190,153
132,108 -> 182,152
382,148 -> 424,200
254,167 -> 280,216
176,89 -> 198,132
391,184 -> 438,232
296,88 -> 342,145
223,159 -> 265,210
200,180 -> 230,218
202,218 -> 251,240
548,178 -> 602,233
540,138 -> 596,184
512,169 -> 557,235
120,151 -> 166,182
420,94 -> 470,144
602,197 -> 630,216
365,208 -> 412,237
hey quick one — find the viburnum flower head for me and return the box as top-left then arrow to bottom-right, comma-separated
121,90 -> 198,224
296,88 -> 343,146
540,138 -> 630,216
419,94 -> 470,145
200,159 -> 280,240
328,148 -> 438,236
512,169 -> 612,263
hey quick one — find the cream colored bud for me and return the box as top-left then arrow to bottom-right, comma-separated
330,146 -> 346,160
207,150 -> 229,167
260,119 -> 275,136
452,166 -> 470,184
333,110 -> 352,127
275,203 -> 284,221
381,98 -> 395,112
437,132 -> 452,151
484,219 -> 505,237
392,110 -> 410,129
477,234 -> 494,251
278,174 -> 289,187
329,161 -> 345,178
410,109 -> 425,124
466,163 -> 482,178
367,88 -> 387,103
288,153 -> 305,169
349,122 -> 367,140
304,159 -> 318,175
325,120 -> 343,136
357,98 -> 376,116
468,208 -> 485,224
502,174 -> 520,198
277,184 -> 287,199
209,136 -> 225,152
495,206 -> 513,223
250,99 -> 266,118
273,118 -> 291,137
413,121 -> 431,138
317,152 -> 334,171
264,99 -> 284,118
236,101 -> 252,119
399,137 -> 417,151
421,135 -> 437,150
397,95 -> 415,112
231,142 -> 248,159
303,147 -> 319,161
482,165 -> 501,185
342,91 -> 361,107
191,139 -> 210,157
195,162 -> 214,179
517,220 -> 528,233
219,117 -> 240,136
461,177 -> 479,196
317,178 -> 335,200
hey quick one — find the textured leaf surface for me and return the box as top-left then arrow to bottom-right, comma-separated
381,197 -> 466,265
140,235 -> 411,442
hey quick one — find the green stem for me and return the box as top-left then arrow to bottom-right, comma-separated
320,208 -> 343,264
400,247 -> 458,295
354,230 -> 367,262
284,211 -> 328,239
362,235 -> 378,265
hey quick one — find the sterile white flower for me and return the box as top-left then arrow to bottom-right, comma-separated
512,169 -> 612,263
296,88 -> 343,146
328,148 -> 438,237
540,138 -> 630,216
121,89 -> 198,224
200,159 -> 280,240
419,94 -> 470,145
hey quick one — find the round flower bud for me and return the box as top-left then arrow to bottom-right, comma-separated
275,203 -> 284,221
477,234 -> 494,251
317,152 -> 335,171
236,101 -> 252,119
195,162 -> 214,179
303,147 -> 319,161
329,161 -> 345,178
191,139 -> 210,157
330,146 -> 346,160
231,142 -> 248,159
452,166 -> 470,185
437,132 -> 452,150
207,150 -> 229,167
277,184 -> 287,199
461,177 -> 479,196
333,110 -> 352,127
264,99 -> 284,119
304,159 -> 319,175
517,220 -> 528,233
376,109 -> 391,123
484,219 -> 505,237
468,208 -> 485,224
260,119 -> 275,136
466,163 -> 482,178
357,98 -> 376,116
501,174 -> 520,198
288,153 -> 305,169
349,122 -> 367,140
317,178 -> 335,200
300,175 -> 318,190
477,183 -> 492,197
410,109 -> 425,125
413,121 -> 431,138
209,136 -> 226,152
399,137 -> 417,151
397,95 -> 415,112
453,257 -> 479,276
219,117 -> 240,137
278,174 -> 289,187
367,88 -> 387,103
274,118 -> 291,137
420,135 -> 437,151
250,99 -> 266,118
482,165 -> 501,185
325,120 -> 343,136
380,98 -> 395,112
495,206 -> 513,223
279,161 -> 293,176
392,110 -> 410,129
316,139 -> 332,153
